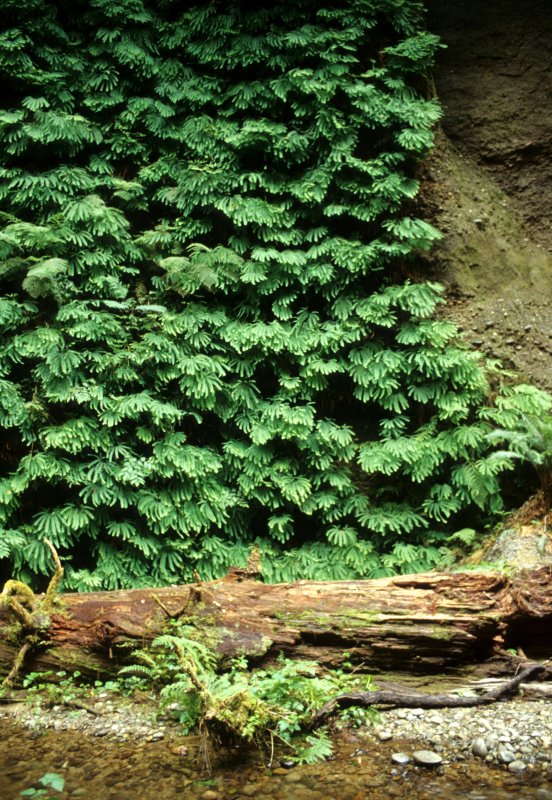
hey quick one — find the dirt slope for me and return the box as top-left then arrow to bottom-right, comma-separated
421,0 -> 552,392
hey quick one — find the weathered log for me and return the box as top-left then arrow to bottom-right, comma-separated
0,567 -> 551,681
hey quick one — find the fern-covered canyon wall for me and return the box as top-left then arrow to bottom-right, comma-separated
422,0 -> 552,392
0,0 -> 549,592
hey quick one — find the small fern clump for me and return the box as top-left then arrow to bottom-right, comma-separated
486,405 -> 552,506
122,624 -> 375,765
0,0 -> 550,588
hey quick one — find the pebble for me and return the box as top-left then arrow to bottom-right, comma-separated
369,698 -> 552,774
508,760 -> 527,773
201,791 -> 219,800
413,750 -> 443,767
497,746 -> 515,764
3,678 -> 552,782
471,737 -> 488,757
240,785 -> 260,797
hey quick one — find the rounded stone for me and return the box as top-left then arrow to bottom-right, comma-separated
471,737 -> 488,758
240,785 -> 260,797
498,746 -> 515,764
508,760 -> 527,773
377,729 -> 393,742
391,752 -> 410,765
485,734 -> 499,750
413,750 -> 442,767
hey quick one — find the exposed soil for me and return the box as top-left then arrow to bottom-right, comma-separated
420,0 -> 552,392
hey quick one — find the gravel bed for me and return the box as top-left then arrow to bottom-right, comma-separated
0,694 -> 177,743
371,698 -> 552,775
1,694 -> 551,777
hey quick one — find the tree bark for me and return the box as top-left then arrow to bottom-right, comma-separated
1,567 -> 551,681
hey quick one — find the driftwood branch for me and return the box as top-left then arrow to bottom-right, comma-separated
307,664 -> 545,730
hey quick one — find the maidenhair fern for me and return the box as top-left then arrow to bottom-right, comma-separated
0,0 -> 549,589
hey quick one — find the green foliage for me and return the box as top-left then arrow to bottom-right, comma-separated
123,624 -> 376,763
20,668 -> 106,707
20,773 -> 64,799
20,667 -> 151,706
120,623 -> 217,689
0,0 -> 550,588
485,397 -> 552,502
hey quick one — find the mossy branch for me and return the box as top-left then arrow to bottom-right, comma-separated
43,538 -> 64,610
1,539 -> 64,689
0,581 -> 36,628
2,642 -> 33,691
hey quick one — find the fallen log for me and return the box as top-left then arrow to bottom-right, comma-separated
0,567 -> 551,681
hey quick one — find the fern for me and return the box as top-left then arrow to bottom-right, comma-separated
0,0 -> 549,589
486,409 -> 552,502
127,628 -> 377,763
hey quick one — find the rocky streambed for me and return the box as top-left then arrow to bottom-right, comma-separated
371,698 -> 552,775
1,692 -> 552,799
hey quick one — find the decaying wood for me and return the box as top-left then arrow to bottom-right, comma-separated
308,664 -> 545,729
517,683 -> 552,696
0,567 -> 551,681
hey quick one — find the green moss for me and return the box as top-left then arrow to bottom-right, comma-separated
430,626 -> 458,641
46,647 -> 115,676
273,608 -> 385,628
336,609 -> 384,626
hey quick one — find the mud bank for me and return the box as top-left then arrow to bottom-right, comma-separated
421,0 -> 552,391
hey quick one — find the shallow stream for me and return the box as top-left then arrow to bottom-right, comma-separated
1,724 -> 551,800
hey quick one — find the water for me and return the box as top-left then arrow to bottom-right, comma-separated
1,725 -> 551,800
